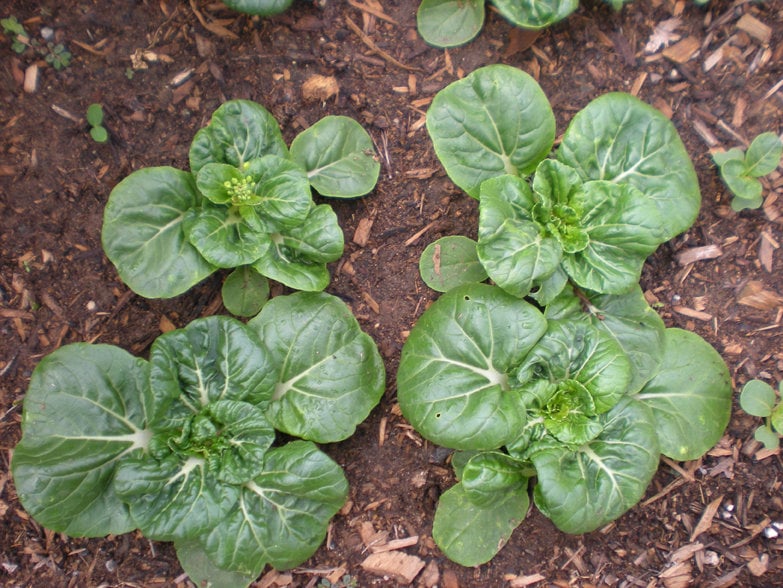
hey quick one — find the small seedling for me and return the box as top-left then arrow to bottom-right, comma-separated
1,16 -> 29,53
318,575 -> 358,588
44,41 -> 71,70
740,379 -> 783,449
86,103 -> 108,143
713,132 -> 783,211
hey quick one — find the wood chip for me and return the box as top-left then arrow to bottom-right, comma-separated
363,291 -> 380,314
353,217 -> 374,246
361,551 -> 425,585
747,553 -> 769,576
660,560 -> 692,588
737,280 -> 783,310
736,14 -> 771,45
676,244 -> 723,265
691,496 -> 723,541
371,535 -> 419,553
673,306 -> 713,321
505,573 -> 547,587
662,36 -> 700,63
759,232 -> 776,272
23,64 -> 38,93
671,542 -> 704,563
159,315 -> 177,333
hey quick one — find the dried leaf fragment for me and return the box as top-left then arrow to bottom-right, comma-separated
302,74 -> 339,102
737,280 -> 783,310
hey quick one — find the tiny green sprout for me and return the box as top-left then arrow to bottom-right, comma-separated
713,132 -> 783,211
740,379 -> 783,450
1,16 -> 29,53
86,104 -> 108,143
44,42 -> 71,70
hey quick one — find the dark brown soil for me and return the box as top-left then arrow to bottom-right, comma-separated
1,0 -> 782,586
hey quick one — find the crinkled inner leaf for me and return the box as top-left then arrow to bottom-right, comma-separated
204,441 -> 348,576
247,291 -> 385,443
397,283 -> 547,450
12,344 -> 152,537
557,92 -> 700,241
189,100 -> 288,172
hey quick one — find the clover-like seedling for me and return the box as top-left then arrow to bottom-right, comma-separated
1,15 -> 29,53
86,103 -> 108,143
713,132 -> 783,211
740,379 -> 783,449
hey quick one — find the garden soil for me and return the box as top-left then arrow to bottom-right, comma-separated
1,0 -> 783,586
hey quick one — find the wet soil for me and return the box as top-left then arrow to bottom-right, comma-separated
1,0 -> 783,586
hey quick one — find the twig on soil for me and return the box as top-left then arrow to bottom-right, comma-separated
347,0 -> 398,24
344,16 -> 420,72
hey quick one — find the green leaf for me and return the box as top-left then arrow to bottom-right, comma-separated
221,0 -> 294,15
711,147 -> 744,167
491,0 -> 579,30
86,103 -> 104,126
290,116 -> 380,198
204,441 -> 348,576
222,266 -> 270,317
148,315 -> 278,422
416,0 -> 485,48
477,175 -> 562,298
514,318 -> 631,414
635,328 -> 731,461
531,397 -> 659,534
397,284 -> 547,450
740,380 -> 776,417
189,100 -> 288,173
754,425 -> 780,450
432,481 -> 528,567
419,235 -> 488,292
744,132 -> 782,177
90,126 -> 109,143
719,158 -> 763,207
771,401 -> 783,434
461,451 -> 530,505
251,204 -> 343,291
185,202 -> 272,268
248,292 -> 385,443
562,180 -> 667,294
11,344 -> 151,537
581,286 -> 666,395
175,539 -> 258,588
427,65 -> 556,198
557,92 -> 700,241
102,167 -> 216,298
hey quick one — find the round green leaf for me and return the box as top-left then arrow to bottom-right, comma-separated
290,116 -> 380,198
557,92 -> 701,240
222,266 -> 270,317
740,380 -> 776,417
744,132 -> 782,177
189,100 -> 288,172
12,344 -> 151,537
90,125 -> 108,143
635,328 -> 731,461
491,0 -> 578,29
175,539 -> 258,588
86,103 -> 104,126
204,441 -> 348,576
247,292 -> 385,443
433,481 -> 528,567
427,65 -> 555,198
532,397 -> 660,534
397,283 -> 547,450
417,0 -> 485,48
419,235 -> 488,292
771,401 -> 783,434
102,167 -> 217,298
754,425 -> 780,450
221,0 -> 293,15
